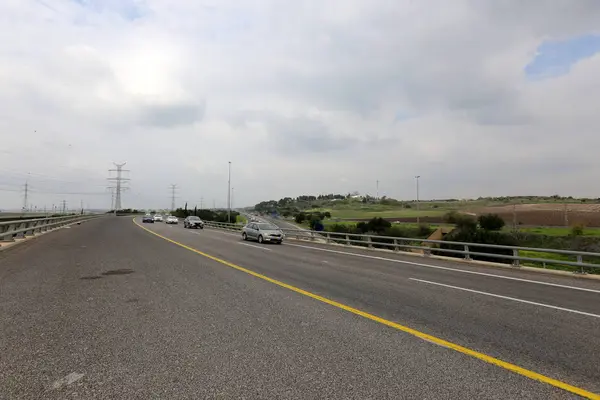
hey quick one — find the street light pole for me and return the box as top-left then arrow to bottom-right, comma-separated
415,175 -> 420,224
227,161 -> 232,223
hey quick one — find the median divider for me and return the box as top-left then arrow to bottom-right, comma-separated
202,221 -> 600,277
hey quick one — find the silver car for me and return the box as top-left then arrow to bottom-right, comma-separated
242,222 -> 284,244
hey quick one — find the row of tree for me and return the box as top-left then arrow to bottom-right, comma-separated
171,205 -> 240,223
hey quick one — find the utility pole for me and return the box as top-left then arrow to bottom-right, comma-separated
376,180 -> 379,201
227,161 -> 232,223
564,203 -> 569,227
169,184 -> 177,211
61,200 -> 67,214
200,197 -> 204,210
231,188 -> 234,210
80,199 -> 84,215
415,175 -> 421,224
108,162 -> 130,216
512,203 -> 517,231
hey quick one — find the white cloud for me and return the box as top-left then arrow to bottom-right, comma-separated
1,0 -> 600,210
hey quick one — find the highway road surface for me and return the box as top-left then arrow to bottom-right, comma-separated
1,216 -> 599,399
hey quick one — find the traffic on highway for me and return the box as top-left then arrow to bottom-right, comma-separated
1,216 -> 599,399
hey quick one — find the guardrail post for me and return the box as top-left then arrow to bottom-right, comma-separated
345,235 -> 350,246
24,221 -> 35,237
512,249 -> 520,267
1,223 -> 16,242
367,236 -> 373,248
15,222 -> 26,238
41,218 -> 50,232
311,231 -> 316,242
33,220 -> 42,234
326,233 -> 331,243
463,245 -> 471,260
576,255 -> 586,274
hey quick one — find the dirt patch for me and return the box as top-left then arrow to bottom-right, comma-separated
474,204 -> 600,227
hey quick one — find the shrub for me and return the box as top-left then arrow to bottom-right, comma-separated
295,212 -> 306,223
478,213 -> 505,231
366,217 -> 392,234
417,223 -> 433,237
443,211 -> 459,223
309,217 -> 324,231
436,229 -> 518,264
455,215 -> 477,232
571,223 -> 584,236
327,224 -> 354,234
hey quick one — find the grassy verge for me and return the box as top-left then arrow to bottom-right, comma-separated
236,215 -> 247,224
519,250 -> 600,274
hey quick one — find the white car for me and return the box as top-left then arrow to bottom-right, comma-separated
166,216 -> 178,224
153,214 -> 164,222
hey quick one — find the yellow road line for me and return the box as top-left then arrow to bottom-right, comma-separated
133,218 -> 599,399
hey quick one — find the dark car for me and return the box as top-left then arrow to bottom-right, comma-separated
142,214 -> 154,223
184,216 -> 204,229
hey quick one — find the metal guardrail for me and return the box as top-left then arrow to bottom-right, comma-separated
202,221 -> 600,273
0,214 -> 102,244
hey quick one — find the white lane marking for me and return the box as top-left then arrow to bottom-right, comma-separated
52,372 -> 84,389
238,242 -> 272,251
212,230 -> 241,238
285,243 -> 600,294
409,278 -> 600,319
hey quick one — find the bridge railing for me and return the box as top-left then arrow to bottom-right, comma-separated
202,220 -> 600,274
0,214 -> 103,244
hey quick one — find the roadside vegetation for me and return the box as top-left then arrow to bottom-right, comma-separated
250,193 -> 600,274
171,204 -> 241,224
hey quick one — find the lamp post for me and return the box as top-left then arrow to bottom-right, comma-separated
415,175 -> 420,224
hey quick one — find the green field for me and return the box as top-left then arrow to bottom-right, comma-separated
311,207 -> 446,220
513,226 -> 600,237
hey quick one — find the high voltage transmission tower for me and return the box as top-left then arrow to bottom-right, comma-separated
22,181 -> 29,212
169,184 -> 178,211
107,162 -> 130,215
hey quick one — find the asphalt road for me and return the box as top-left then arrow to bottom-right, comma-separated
1,217 -> 599,399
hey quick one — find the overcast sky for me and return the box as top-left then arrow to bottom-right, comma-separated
1,0 -> 600,211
